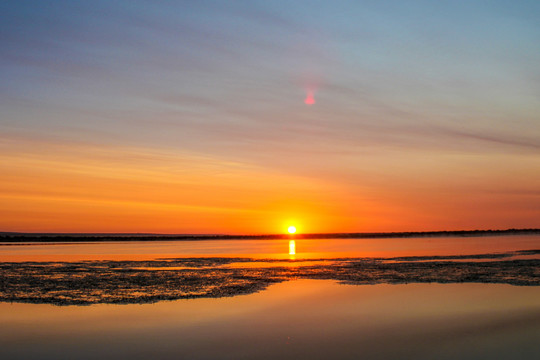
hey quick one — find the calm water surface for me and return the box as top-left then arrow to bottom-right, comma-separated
1,235 -> 538,261
1,235 -> 539,359
1,281 -> 539,360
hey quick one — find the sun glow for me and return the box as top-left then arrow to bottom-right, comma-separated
287,225 -> 297,234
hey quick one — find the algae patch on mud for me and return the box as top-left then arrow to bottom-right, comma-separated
0,251 -> 538,305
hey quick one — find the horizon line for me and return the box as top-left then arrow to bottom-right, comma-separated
1,228 -> 539,242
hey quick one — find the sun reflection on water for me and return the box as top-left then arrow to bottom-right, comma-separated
289,240 -> 296,259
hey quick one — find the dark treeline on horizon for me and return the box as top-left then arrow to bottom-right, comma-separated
0,228 -> 539,243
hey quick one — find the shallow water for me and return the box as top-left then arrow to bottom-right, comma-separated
1,235 -> 538,262
1,235 -> 539,359
1,280 -> 539,360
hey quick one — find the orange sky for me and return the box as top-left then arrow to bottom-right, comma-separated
1,137 -> 538,234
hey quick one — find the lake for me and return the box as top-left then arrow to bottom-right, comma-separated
1,235 -> 539,359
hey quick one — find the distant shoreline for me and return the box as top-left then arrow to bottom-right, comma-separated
0,228 -> 539,243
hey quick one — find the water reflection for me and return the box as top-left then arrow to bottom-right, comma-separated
1,235 -> 539,262
1,281 -> 539,360
289,240 -> 296,258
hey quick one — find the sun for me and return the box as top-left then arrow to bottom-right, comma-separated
287,225 -> 297,234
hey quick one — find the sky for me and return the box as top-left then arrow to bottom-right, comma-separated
1,0 -> 539,234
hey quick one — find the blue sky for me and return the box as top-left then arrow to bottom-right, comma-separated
3,0 -> 539,152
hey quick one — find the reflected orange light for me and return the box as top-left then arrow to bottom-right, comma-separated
289,240 -> 296,256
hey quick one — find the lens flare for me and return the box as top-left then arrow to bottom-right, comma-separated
304,91 -> 315,105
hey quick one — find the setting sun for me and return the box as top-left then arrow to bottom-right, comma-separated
287,226 -> 297,234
